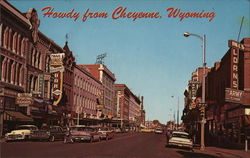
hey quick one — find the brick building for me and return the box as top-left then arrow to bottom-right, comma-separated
129,91 -> 141,131
205,38 -> 250,146
0,0 -> 77,135
72,65 -> 102,125
82,64 -> 116,119
114,84 -> 130,128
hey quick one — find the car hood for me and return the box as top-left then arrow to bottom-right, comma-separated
7,129 -> 30,135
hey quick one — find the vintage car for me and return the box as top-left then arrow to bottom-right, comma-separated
141,128 -> 154,133
5,125 -> 38,141
166,131 -> 193,150
30,126 -> 65,142
98,127 -> 115,140
64,125 -> 101,143
154,127 -> 164,134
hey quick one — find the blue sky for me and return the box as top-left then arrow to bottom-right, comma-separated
9,0 -> 250,124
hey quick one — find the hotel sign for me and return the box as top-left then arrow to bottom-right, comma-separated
50,53 -> 65,106
225,88 -> 243,104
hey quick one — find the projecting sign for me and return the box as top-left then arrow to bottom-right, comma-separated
16,93 -> 33,107
225,88 -> 244,104
50,53 -> 65,106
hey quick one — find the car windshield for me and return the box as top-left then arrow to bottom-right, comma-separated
70,127 -> 94,132
17,126 -> 37,130
172,133 -> 190,139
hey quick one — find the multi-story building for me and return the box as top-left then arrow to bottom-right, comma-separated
82,64 -> 116,118
0,0 -> 77,135
129,91 -> 141,131
205,38 -> 250,146
72,65 -> 103,125
0,0 -> 62,135
114,84 -> 142,130
114,84 -> 130,128
182,67 -> 210,143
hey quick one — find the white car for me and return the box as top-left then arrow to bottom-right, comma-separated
167,131 -> 193,149
154,128 -> 163,134
5,125 -> 38,141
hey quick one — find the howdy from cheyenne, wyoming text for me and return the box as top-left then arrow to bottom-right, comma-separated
41,6 -> 216,22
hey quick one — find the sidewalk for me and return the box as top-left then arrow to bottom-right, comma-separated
193,146 -> 250,158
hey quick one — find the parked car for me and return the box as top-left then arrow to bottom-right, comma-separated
5,125 -> 38,141
30,126 -> 65,142
98,127 -> 115,140
113,128 -> 122,133
154,128 -> 164,134
64,125 -> 101,143
166,131 -> 193,150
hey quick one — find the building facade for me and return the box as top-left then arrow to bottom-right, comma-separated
72,65 -> 103,125
205,38 -> 250,146
182,67 -> 210,144
114,84 -> 130,128
83,64 -> 116,119
129,91 -> 141,131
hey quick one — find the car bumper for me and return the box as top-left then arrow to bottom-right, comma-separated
70,135 -> 91,141
5,134 -> 25,141
168,142 -> 193,148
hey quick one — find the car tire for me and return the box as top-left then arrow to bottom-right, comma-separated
98,137 -> 101,142
25,135 -> 30,141
49,136 -> 55,142
106,136 -> 109,141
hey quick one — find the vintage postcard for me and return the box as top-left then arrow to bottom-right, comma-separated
0,0 -> 250,157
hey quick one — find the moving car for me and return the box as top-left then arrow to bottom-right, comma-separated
31,126 -> 65,142
5,125 -> 38,141
166,131 -> 193,150
154,128 -> 164,134
64,125 -> 101,143
141,128 -> 154,133
98,127 -> 115,140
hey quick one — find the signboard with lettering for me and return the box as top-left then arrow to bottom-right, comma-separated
50,53 -> 65,66
50,53 -> 65,106
225,88 -> 244,104
188,80 -> 200,101
16,93 -> 33,107
228,40 -> 244,90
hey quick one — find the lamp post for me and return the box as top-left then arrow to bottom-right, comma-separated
184,32 -> 206,151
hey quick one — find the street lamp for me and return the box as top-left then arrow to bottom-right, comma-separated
183,32 -> 206,151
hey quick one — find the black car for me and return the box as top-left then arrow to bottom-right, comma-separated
31,126 -> 65,142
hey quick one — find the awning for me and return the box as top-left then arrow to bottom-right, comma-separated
4,111 -> 34,122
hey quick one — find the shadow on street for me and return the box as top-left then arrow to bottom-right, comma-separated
176,150 -> 220,158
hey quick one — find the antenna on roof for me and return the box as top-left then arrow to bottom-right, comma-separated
237,16 -> 244,42
95,53 -> 107,64
65,33 -> 69,43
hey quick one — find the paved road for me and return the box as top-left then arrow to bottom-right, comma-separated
1,132 -> 248,158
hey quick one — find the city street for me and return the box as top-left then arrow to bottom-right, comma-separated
1,132 -> 249,158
